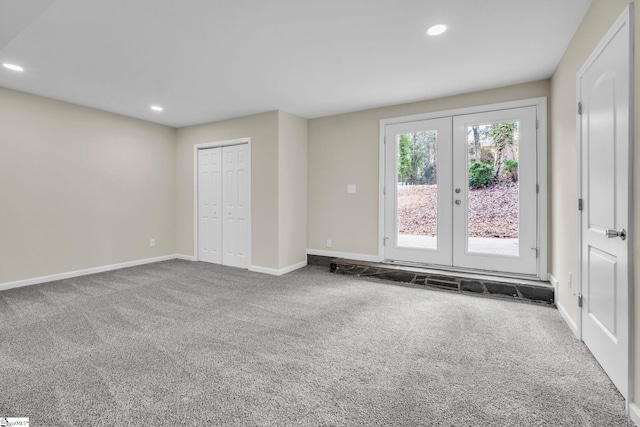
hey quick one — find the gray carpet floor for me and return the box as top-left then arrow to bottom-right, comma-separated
0,260 -> 632,426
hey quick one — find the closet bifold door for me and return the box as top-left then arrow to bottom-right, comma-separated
222,144 -> 250,268
198,147 -> 223,264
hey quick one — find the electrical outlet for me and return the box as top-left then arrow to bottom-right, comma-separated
150,239 -> 156,247
326,239 -> 332,248
568,272 -> 572,288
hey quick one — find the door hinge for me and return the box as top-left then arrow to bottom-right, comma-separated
536,119 -> 539,129
578,294 -> 583,308
531,247 -> 538,258
536,184 -> 539,194
578,198 -> 583,211
383,237 -> 388,246
578,102 -> 582,115
383,186 -> 386,195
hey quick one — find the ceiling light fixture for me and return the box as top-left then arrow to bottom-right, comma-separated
150,105 -> 163,112
3,63 -> 24,71
427,24 -> 447,36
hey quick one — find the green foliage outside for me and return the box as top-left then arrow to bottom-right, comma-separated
503,159 -> 518,173
398,134 -> 413,180
503,159 -> 518,181
485,122 -> 517,178
468,162 -> 494,188
398,122 -> 517,188
465,121 -> 519,188
397,131 -> 437,185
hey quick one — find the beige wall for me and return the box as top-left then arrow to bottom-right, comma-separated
307,80 -> 550,256
175,111 -> 280,269
0,87 -> 176,284
278,111 -> 308,269
636,1 -> 640,408
0,93 -> 303,276
175,110 -> 309,271
550,0 -> 640,408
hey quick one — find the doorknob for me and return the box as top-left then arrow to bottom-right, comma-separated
455,188 -> 461,193
605,228 -> 626,240
455,200 -> 461,205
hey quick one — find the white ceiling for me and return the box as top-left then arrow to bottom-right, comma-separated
0,0 -> 592,128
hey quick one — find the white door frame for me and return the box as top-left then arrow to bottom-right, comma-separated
194,137 -> 252,267
379,97 -> 548,280
576,4 -> 634,408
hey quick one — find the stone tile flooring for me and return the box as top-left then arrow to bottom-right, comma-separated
308,255 -> 554,305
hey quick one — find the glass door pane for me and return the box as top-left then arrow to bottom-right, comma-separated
465,121 -> 520,256
396,130 -> 438,250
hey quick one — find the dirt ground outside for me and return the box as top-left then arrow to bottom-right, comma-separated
397,183 -> 519,238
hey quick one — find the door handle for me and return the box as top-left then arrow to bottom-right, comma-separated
605,228 -> 626,240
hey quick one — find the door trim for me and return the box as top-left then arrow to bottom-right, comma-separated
379,97 -> 548,279
576,4 -> 633,407
193,137 -> 252,267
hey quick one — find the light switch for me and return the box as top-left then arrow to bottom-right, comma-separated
347,184 -> 356,193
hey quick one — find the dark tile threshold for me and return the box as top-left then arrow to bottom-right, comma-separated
308,254 -> 554,305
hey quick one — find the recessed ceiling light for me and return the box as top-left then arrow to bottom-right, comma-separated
3,63 -> 24,71
150,105 -> 163,112
427,24 -> 447,36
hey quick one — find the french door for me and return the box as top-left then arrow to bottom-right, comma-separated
384,117 -> 453,265
384,106 -> 538,276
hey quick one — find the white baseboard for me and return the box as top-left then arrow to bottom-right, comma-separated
178,254 -> 307,276
249,260 -> 307,276
0,254 -> 179,292
306,249 -> 381,263
630,402 -> 640,426
549,274 -> 578,338
556,300 -> 578,338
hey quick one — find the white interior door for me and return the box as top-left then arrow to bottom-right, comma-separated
198,147 -> 222,263
579,7 -> 631,399
452,107 -> 538,275
222,144 -> 249,268
197,143 -> 250,269
384,117 -> 452,265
